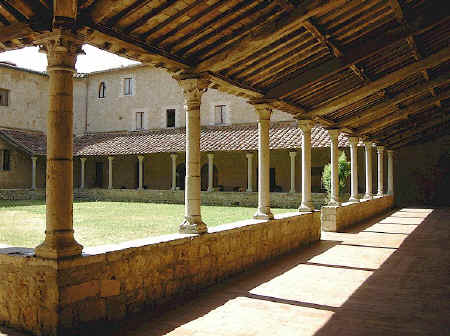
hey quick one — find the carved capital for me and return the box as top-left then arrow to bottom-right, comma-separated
376,146 -> 385,154
249,99 -> 273,121
348,136 -> 360,146
297,119 -> 314,133
327,129 -> 340,140
364,141 -> 374,150
174,74 -> 210,107
37,30 -> 84,71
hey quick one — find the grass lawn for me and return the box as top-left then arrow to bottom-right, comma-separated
0,200 -> 293,248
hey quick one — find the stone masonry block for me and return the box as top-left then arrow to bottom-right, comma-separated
100,280 -> 121,297
61,281 -> 99,305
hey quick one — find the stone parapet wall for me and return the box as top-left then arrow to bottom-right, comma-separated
0,212 -> 320,335
0,189 -> 45,200
321,195 -> 394,232
74,189 -> 327,209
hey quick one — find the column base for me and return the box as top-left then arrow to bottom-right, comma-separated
328,199 -> 341,206
246,189 -> 253,192
363,193 -> 374,200
298,202 -> 314,212
179,217 -> 207,234
35,230 -> 83,259
253,207 -> 274,220
348,196 -> 360,203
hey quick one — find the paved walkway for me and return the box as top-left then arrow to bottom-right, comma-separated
1,207 -> 448,336
111,207 -> 450,336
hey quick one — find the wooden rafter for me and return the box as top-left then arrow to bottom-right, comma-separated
302,47 -> 450,119
0,0 -> 28,21
105,0 -> 156,26
274,0 -> 294,10
0,21 -> 34,43
303,19 -> 343,58
391,120 -> 450,149
0,12 -> 10,25
389,0 -> 404,23
195,0 -> 353,72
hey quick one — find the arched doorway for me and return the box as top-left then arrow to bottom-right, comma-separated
176,163 -> 186,190
201,164 -> 218,191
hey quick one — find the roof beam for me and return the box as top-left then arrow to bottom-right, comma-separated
274,0 -> 294,10
303,19 -> 343,57
0,1 -> 28,22
391,121 -> 450,149
105,0 -> 156,26
358,91 -> 450,135
0,21 -> 34,43
86,0 -> 130,24
264,14 -> 447,99
302,46 -> 450,119
389,0 -> 404,23
337,74 -> 450,128
195,0 -> 352,72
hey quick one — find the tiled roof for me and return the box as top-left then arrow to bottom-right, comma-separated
0,128 -> 46,155
0,123 -> 349,157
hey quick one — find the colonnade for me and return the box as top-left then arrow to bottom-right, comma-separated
33,30 -> 395,259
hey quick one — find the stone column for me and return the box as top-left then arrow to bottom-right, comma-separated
138,155 -> 144,190
377,146 -> 384,196
298,120 -> 314,211
170,153 -> 177,191
328,129 -> 340,206
364,141 -> 374,199
251,100 -> 274,220
387,150 -> 394,195
175,74 -> 209,234
31,156 -> 38,190
80,157 -> 87,189
108,156 -> 114,189
35,31 -> 83,259
289,151 -> 296,193
246,153 -> 254,192
207,153 -> 214,192
348,137 -> 360,202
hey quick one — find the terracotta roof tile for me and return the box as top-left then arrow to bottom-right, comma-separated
0,128 -> 46,155
0,123 -> 350,157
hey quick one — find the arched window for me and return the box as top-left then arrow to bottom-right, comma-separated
98,82 -> 106,98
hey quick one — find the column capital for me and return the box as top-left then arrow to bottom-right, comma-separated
249,99 -> 273,121
207,153 -> 215,159
174,73 -> 210,106
246,152 -> 254,159
138,155 -> 145,162
289,151 -> 297,158
108,156 -> 114,161
31,156 -> 38,162
170,153 -> 178,159
387,149 -> 395,155
297,119 -> 314,132
327,129 -> 340,139
37,30 -> 84,71
364,141 -> 374,148
376,146 -> 385,153
80,157 -> 87,163
348,136 -> 360,146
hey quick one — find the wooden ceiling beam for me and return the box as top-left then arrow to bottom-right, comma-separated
303,19 -> 343,58
0,21 -> 34,43
86,0 -> 130,24
388,0 -> 404,23
358,91 -> 450,135
302,46 -> 450,119
391,121 -> 450,149
105,0 -> 155,26
274,0 -> 294,11
195,0 -> 353,72
0,12 -> 10,25
0,0 -> 28,22
337,74 -> 450,128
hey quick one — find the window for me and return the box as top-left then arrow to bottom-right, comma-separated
214,105 -> 226,125
0,89 -> 9,106
1,150 -> 10,171
98,82 -> 106,98
123,78 -> 132,96
166,109 -> 175,128
136,112 -> 144,130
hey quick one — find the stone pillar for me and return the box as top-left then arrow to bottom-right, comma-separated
289,151 -> 296,193
364,141 -> 374,199
138,155 -> 144,190
298,120 -> 314,211
35,31 -> 83,259
175,74 -> 209,234
170,153 -> 177,191
377,146 -> 384,196
251,100 -> 274,220
207,153 -> 214,192
387,150 -> 394,195
31,156 -> 38,190
328,129 -> 340,206
108,156 -> 114,189
348,137 -> 360,203
80,157 -> 87,189
246,153 -> 254,192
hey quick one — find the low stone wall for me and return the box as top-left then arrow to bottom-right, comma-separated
0,212 -> 320,335
75,189 -> 327,209
321,195 -> 394,232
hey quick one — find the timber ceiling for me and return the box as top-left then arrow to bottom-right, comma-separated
0,0 -> 449,149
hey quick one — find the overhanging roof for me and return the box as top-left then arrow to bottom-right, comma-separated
0,0 -> 449,149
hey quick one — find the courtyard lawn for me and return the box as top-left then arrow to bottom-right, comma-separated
0,200 -> 293,248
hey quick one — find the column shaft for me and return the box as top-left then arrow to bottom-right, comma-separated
31,157 -> 37,190
35,31 -> 83,259
252,102 -> 273,220
377,146 -> 384,196
108,156 -> 114,189
364,142 -> 374,199
80,158 -> 86,189
298,120 -> 314,211
138,155 -> 144,190
289,151 -> 296,193
348,137 -> 360,202
175,75 -> 209,234
246,153 -> 254,192
387,150 -> 394,195
207,153 -> 214,192
171,154 -> 177,191
328,130 -> 340,206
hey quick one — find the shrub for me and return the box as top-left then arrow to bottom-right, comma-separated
321,152 -> 351,200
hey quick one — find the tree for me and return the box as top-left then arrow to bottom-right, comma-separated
321,152 -> 351,201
